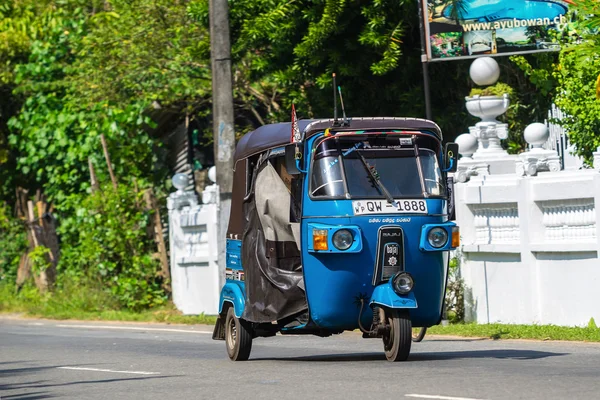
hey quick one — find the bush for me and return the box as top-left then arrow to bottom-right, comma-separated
57,184 -> 167,311
445,255 -> 465,323
0,203 -> 28,285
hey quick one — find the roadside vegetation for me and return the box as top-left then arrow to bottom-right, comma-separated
0,283 -> 216,325
427,322 -> 600,343
0,0 -> 599,323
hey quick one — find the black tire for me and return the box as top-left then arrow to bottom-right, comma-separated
412,327 -> 427,342
225,307 -> 253,361
382,309 -> 412,362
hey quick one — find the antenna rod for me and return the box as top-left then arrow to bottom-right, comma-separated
337,86 -> 347,122
333,73 -> 338,123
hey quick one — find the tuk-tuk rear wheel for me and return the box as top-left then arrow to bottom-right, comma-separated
412,327 -> 427,342
382,309 -> 412,362
225,307 -> 253,361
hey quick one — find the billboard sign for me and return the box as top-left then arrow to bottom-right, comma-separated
422,0 -> 573,61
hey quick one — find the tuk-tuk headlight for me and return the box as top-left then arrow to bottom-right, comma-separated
427,227 -> 448,248
332,229 -> 353,250
392,272 -> 414,295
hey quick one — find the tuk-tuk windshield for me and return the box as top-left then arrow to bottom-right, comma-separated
310,135 -> 444,199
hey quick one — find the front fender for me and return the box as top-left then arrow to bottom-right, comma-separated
369,282 -> 417,309
218,281 -> 245,318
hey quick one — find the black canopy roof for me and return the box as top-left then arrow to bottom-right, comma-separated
234,117 -> 443,163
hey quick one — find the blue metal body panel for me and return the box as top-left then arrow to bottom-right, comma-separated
219,239 -> 245,318
300,213 -> 447,328
370,283 -> 418,309
218,280 -> 245,318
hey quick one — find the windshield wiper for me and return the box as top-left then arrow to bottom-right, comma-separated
355,150 -> 396,205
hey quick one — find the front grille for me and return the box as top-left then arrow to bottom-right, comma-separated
372,225 -> 405,285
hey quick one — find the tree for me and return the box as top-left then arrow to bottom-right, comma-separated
553,0 -> 600,162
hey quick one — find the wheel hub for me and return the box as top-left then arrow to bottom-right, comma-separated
227,316 -> 237,349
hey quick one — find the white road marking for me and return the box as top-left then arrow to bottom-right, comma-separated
58,367 -> 160,375
405,395 -> 486,400
56,324 -> 212,334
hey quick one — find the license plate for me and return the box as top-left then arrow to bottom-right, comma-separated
352,199 -> 427,215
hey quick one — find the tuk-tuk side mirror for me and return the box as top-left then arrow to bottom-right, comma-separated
443,142 -> 459,173
285,144 -> 302,175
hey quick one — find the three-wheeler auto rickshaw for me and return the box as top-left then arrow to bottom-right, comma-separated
212,117 -> 459,362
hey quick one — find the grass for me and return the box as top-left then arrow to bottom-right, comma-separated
0,282 -> 217,325
427,322 -> 600,342
3,282 -> 600,341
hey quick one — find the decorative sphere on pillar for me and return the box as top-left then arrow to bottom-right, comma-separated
208,166 -> 217,183
524,122 -> 549,148
455,133 -> 478,158
469,57 -> 500,86
172,173 -> 189,190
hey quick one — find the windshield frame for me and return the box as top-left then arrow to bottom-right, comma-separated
308,132 -> 445,201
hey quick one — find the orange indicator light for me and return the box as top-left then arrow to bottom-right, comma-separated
313,229 -> 329,251
451,226 -> 460,248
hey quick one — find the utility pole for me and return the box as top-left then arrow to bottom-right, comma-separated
209,0 -> 235,290
417,0 -> 433,120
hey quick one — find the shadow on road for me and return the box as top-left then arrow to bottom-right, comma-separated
0,390 -> 55,400
0,363 -> 100,378
1,363 -> 179,399
424,338 -> 489,342
1,375 -> 174,392
251,348 -> 568,362
412,349 -> 569,361
0,361 -> 37,366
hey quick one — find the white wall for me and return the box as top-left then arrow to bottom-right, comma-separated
167,190 -> 220,315
456,170 -> 600,327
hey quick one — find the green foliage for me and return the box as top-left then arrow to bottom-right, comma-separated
71,0 -> 211,110
502,54 -> 560,154
445,256 -> 464,323
510,55 -> 557,97
507,3 -> 600,161
58,184 -> 167,311
0,282 -> 217,323
1,280 -> 122,315
469,82 -> 514,97
29,246 -> 51,274
6,2 -> 161,202
552,0 -> 600,163
554,50 -> 600,162
187,0 -> 471,138
428,322 -> 600,342
0,203 -> 27,284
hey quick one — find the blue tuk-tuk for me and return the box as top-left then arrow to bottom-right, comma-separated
212,117 -> 459,361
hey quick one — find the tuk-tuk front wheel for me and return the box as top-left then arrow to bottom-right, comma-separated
382,309 -> 412,362
225,307 -> 253,361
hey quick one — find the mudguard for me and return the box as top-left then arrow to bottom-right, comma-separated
218,281 -> 245,318
369,282 -> 418,309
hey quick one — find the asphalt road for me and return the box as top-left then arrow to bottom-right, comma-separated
1,317 -> 600,400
